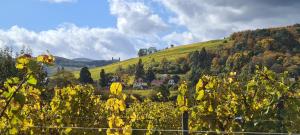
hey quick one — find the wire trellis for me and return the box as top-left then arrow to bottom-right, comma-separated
26,126 -> 300,135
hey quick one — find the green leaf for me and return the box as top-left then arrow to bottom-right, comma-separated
64,128 -> 72,134
27,74 -> 37,85
14,93 -> 26,105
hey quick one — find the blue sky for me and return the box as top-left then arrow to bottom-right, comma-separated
0,0 -> 300,60
0,0 -> 115,30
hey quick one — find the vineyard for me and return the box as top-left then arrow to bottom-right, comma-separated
0,54 -> 300,135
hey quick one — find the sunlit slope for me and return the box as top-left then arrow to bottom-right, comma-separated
74,39 -> 227,80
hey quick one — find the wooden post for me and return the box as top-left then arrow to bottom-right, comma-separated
182,111 -> 189,135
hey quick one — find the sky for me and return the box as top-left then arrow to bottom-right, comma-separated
0,0 -> 300,60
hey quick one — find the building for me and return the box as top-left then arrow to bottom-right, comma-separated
133,78 -> 148,89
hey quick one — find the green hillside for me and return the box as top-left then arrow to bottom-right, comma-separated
74,39 -> 228,80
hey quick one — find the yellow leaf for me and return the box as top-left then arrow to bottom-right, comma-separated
108,116 -> 114,128
123,125 -> 132,135
196,90 -> 204,100
118,100 -> 126,111
208,105 -> 213,112
228,77 -> 233,83
196,79 -> 204,91
69,89 -> 76,95
205,81 -> 214,89
36,55 -> 44,62
9,128 -> 18,135
110,82 -> 122,95
177,95 -> 185,106
130,112 -> 137,122
115,116 -> 124,127
229,72 -> 236,76
15,63 -> 24,69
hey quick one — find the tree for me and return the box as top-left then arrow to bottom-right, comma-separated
138,49 -> 147,57
146,68 -> 156,83
161,57 -> 169,74
99,69 -> 108,87
49,70 -> 77,88
135,59 -> 145,80
79,67 -> 93,84
0,47 -> 18,85
198,47 -> 210,69
188,50 -> 200,68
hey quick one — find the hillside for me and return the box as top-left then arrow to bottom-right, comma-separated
74,39 -> 230,80
74,24 -> 300,81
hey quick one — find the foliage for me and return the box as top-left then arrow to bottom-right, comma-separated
106,82 -> 135,135
79,67 -> 94,84
1,52 -> 300,134
0,47 -> 18,86
138,49 -> 147,57
145,68 -> 156,84
49,69 -> 77,88
153,84 -> 170,101
187,68 -> 300,133
134,59 -> 145,80
99,69 -> 108,87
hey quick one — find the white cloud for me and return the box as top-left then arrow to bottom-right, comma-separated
0,0 -> 172,60
0,24 -> 138,59
160,0 -> 300,40
42,0 -> 77,4
163,32 -> 197,45
109,0 -> 168,35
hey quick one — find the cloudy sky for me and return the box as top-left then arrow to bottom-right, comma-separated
0,0 -> 300,60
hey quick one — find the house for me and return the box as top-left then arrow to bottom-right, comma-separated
133,78 -> 148,89
108,76 -> 120,86
151,79 -> 164,87
168,79 -> 176,86
289,77 -> 296,82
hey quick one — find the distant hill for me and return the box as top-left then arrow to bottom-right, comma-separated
55,56 -> 118,68
72,58 -> 94,62
47,56 -> 118,75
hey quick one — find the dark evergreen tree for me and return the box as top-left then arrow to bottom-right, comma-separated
199,47 -> 210,69
145,68 -> 156,83
188,50 -> 200,68
135,59 -> 145,80
79,67 -> 93,84
138,49 -> 147,57
99,69 -> 108,87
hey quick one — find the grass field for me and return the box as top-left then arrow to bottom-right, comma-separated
74,39 -> 228,80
